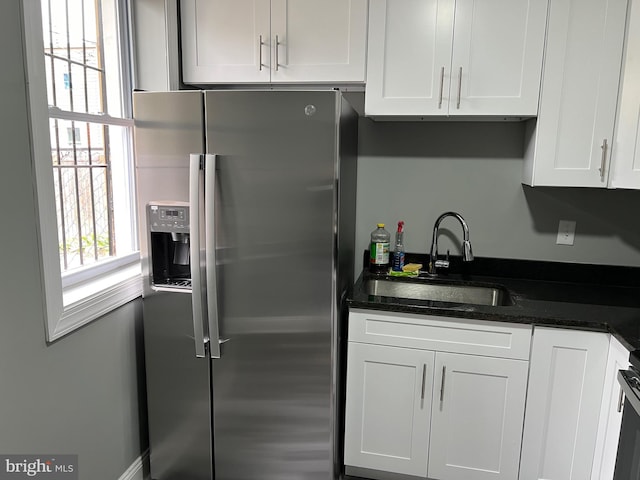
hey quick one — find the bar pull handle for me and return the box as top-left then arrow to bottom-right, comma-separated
456,67 -> 463,109
420,364 -> 427,408
204,154 -> 222,359
438,66 -> 445,109
440,365 -> 446,403
274,35 -> 280,71
618,386 -> 625,413
600,139 -> 608,182
189,154 -> 207,358
258,35 -> 263,71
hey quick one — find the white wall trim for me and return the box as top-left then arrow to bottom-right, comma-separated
20,0 -> 142,342
118,450 -> 149,480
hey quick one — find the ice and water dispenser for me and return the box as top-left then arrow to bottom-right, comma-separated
147,202 -> 191,289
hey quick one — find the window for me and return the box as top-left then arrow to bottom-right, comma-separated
22,0 -> 141,341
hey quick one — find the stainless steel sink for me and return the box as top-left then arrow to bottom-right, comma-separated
365,278 -> 512,306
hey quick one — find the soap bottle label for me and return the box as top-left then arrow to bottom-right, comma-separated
371,242 -> 390,265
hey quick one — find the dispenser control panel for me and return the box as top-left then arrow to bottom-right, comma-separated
148,203 -> 189,233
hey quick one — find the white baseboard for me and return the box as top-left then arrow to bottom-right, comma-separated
118,450 -> 149,480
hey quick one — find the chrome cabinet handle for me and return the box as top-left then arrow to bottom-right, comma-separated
204,154 -> 222,359
275,34 -> 279,71
618,386 -> 625,413
438,67 -> 445,109
456,67 -> 462,109
600,139 -> 608,182
189,154 -> 207,358
421,364 -> 427,408
440,365 -> 446,403
258,35 -> 263,71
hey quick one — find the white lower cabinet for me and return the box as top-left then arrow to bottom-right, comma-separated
344,310 -> 532,480
519,327 -> 611,480
344,311 -> 628,480
344,342 -> 434,477
591,336 -> 630,480
428,353 -> 529,480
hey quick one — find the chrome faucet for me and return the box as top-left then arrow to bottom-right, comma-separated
427,212 -> 474,275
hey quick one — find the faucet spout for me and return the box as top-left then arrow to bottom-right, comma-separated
428,212 -> 474,275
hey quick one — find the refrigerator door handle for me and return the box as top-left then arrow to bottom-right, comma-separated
204,154 -> 222,359
189,153 -> 208,358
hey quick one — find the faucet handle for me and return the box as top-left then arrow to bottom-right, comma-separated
434,250 -> 450,269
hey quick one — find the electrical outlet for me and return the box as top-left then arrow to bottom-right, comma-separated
556,220 -> 576,245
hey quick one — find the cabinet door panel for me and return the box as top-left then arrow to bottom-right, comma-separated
591,336 -> 630,480
344,342 -> 434,477
365,0 -> 454,116
428,352 -> 528,480
451,0 -> 548,116
611,0 -> 640,189
181,0 -> 271,84
270,0 -> 367,82
524,0 -> 628,186
519,327 -> 609,480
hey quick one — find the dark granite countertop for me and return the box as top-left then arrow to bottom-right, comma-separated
347,254 -> 640,353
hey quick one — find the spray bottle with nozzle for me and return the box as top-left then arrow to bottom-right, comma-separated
392,221 -> 406,272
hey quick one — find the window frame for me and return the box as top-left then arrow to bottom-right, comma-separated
22,0 -> 141,342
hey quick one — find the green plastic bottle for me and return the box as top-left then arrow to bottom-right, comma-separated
370,223 -> 391,274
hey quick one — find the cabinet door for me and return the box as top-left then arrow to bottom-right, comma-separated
610,0 -> 640,189
181,0 -> 271,84
344,342 -> 434,477
365,0 -> 455,116
428,352 -> 529,480
591,336 -> 630,480
522,0 -> 628,187
450,0 -> 548,116
270,0 -> 367,83
519,327 -> 610,480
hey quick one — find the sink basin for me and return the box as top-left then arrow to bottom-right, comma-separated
365,278 -> 512,307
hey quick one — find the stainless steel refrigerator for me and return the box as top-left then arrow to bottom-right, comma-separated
133,90 -> 358,480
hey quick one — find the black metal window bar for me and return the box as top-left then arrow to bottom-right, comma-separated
43,0 -> 116,271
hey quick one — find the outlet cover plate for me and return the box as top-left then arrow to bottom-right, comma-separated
556,220 -> 576,245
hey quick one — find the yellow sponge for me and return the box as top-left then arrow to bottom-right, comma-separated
402,263 -> 422,273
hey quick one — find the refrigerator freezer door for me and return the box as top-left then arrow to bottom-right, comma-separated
205,90 -> 339,479
143,291 -> 214,480
134,91 -> 214,479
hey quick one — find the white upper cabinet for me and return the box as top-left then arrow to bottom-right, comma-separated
365,0 -> 548,117
522,0 -> 629,187
181,0 -> 368,84
181,0 -> 271,84
610,0 -> 640,189
365,0 -> 454,116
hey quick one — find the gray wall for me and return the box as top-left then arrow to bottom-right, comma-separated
357,119 -> 640,267
0,2 -> 147,478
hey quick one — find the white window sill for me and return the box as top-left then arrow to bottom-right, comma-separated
49,260 -> 142,341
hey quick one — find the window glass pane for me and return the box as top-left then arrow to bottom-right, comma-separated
43,0 -> 134,274
70,63 -> 88,113
42,0 -> 116,116
85,68 -> 103,114
101,0 -> 125,117
52,57 -> 71,109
